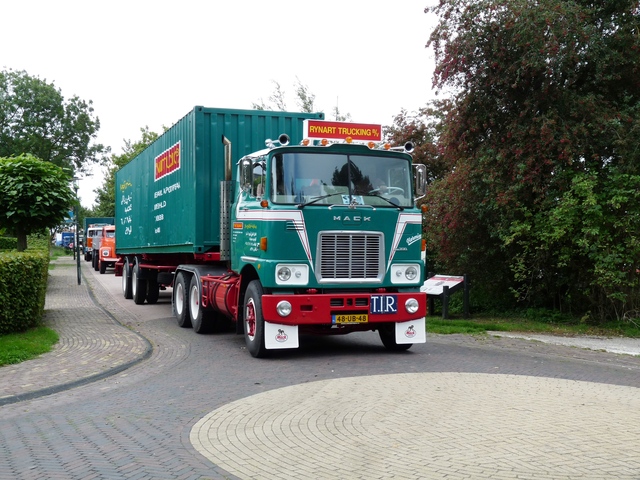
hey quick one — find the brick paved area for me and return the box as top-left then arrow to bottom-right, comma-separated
2,255 -> 640,479
192,373 -> 640,479
0,256 -> 150,405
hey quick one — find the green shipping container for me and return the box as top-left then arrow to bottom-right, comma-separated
115,106 -> 324,255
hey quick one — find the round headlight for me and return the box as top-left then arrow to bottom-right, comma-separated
405,298 -> 419,314
405,266 -> 418,281
277,266 -> 291,282
277,300 -> 292,317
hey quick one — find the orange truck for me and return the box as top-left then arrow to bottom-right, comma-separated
83,217 -> 114,262
94,225 -> 117,274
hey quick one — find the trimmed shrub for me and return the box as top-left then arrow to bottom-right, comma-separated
0,237 -> 17,250
0,234 -> 50,334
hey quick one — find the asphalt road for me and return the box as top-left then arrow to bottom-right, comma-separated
1,259 -> 639,479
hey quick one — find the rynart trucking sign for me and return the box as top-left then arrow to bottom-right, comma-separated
304,120 -> 382,142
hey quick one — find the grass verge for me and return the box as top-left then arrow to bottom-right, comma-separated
427,315 -> 640,337
0,326 -> 59,367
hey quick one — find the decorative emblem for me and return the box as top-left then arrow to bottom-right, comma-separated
275,329 -> 288,343
404,325 -> 416,339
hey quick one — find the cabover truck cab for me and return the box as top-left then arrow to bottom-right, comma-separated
83,217 -> 114,261
115,107 -> 427,358
97,225 -> 117,274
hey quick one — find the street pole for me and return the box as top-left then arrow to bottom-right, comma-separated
73,180 -> 81,285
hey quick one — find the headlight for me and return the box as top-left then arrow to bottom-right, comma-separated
102,249 -> 109,257
390,264 -> 421,284
405,298 -> 419,314
276,301 -> 292,317
277,266 -> 291,282
275,264 -> 309,285
405,266 -> 418,281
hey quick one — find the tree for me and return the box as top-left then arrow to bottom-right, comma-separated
92,127 -> 159,216
422,0 -> 640,319
0,154 -> 75,251
252,78 -> 335,116
0,69 -> 107,175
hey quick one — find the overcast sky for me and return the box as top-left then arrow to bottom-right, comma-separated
3,1 -> 438,207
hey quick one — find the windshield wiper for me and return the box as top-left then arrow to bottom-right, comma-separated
297,192 -> 346,209
366,191 -> 405,210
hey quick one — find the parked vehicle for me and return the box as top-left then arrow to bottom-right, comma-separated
97,225 -> 117,274
115,106 -> 427,357
83,217 -> 114,261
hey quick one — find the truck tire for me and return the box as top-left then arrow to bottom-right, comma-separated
93,253 -> 99,271
378,323 -> 412,352
174,272 -> 192,328
244,280 -> 267,358
122,258 -> 133,299
99,260 -> 107,274
146,279 -> 160,304
189,280 -> 212,334
132,260 -> 147,305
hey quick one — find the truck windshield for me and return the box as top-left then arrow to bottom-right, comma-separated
270,152 -> 413,207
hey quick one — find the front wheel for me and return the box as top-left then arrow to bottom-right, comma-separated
174,272 -> 192,328
378,323 -> 412,352
244,280 -> 267,358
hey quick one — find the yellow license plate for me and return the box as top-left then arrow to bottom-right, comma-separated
333,314 -> 368,324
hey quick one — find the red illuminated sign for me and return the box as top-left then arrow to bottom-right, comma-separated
155,142 -> 181,181
304,120 -> 382,142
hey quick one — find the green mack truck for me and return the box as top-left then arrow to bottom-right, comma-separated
115,106 -> 427,358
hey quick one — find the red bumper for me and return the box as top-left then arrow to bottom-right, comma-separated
261,291 -> 426,325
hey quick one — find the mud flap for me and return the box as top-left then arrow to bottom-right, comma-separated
264,322 -> 299,349
395,318 -> 426,344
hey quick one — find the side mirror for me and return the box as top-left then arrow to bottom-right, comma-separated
413,164 -> 427,200
240,159 -> 252,192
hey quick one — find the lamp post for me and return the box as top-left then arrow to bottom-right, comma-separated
72,178 -> 81,285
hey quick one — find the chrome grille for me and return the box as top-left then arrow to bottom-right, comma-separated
317,232 -> 383,282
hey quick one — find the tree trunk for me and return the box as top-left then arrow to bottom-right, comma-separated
16,228 -> 28,251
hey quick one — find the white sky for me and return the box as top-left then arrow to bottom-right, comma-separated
2,1 -> 438,208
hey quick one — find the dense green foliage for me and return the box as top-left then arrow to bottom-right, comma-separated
0,69 -> 107,174
0,154 -> 76,251
0,237 -> 18,250
399,0 -> 640,322
92,127 -> 159,216
0,249 -> 49,335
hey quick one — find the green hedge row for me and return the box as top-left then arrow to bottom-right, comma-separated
0,237 -> 18,250
0,235 -> 50,335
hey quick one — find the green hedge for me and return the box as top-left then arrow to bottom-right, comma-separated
0,235 -> 50,335
0,237 -> 18,250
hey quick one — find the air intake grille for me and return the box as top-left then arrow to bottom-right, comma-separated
318,232 -> 383,282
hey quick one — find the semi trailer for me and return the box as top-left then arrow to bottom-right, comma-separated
115,106 -> 427,357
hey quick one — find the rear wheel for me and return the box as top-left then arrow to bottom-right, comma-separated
378,323 -> 412,352
146,278 -> 160,304
190,280 -> 212,334
174,272 -> 192,328
244,280 -> 267,358
122,257 -> 132,299
132,259 -> 147,305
